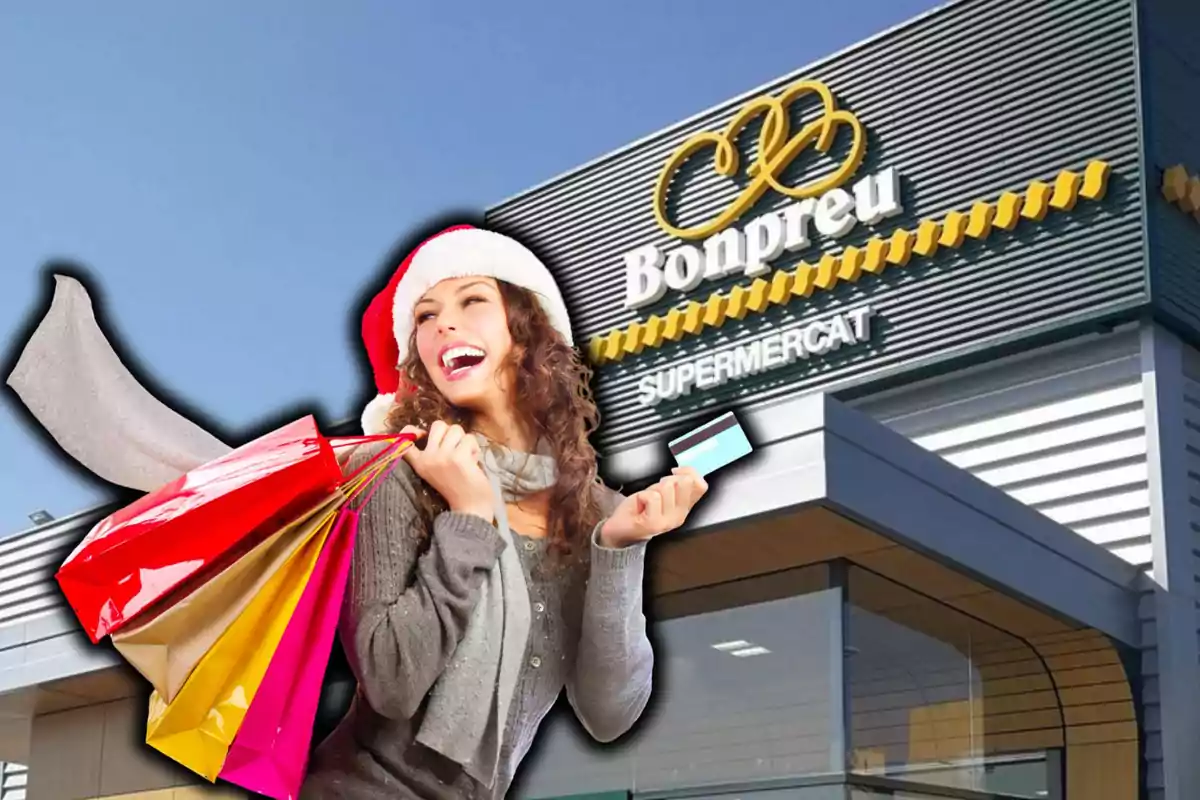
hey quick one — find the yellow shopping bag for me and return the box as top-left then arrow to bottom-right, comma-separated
144,492 -> 343,781
114,491 -> 345,704
141,441 -> 409,782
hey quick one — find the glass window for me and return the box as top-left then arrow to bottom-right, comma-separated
849,788 -> 973,799
845,566 -> 1062,800
848,779 -> 1053,799
513,560 -> 1092,800
516,566 -> 842,798
666,787 -> 845,800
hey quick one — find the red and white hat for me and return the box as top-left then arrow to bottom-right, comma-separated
359,224 -> 575,434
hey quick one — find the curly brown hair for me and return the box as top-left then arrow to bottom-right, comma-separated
382,279 -> 606,557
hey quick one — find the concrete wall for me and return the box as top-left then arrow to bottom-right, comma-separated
25,697 -> 244,800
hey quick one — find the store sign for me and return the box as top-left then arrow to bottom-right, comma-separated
637,305 -> 874,406
625,80 -> 902,310
587,77 -> 1114,393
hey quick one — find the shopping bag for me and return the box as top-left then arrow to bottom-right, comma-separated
56,415 -> 342,643
218,505 -> 361,800
142,438 -> 412,783
144,495 -> 341,781
111,490 -> 345,704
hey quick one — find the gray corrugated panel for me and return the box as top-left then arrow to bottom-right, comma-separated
1181,349 -> 1200,741
852,328 -> 1153,569
485,0 -> 1146,454
0,508 -> 104,631
1151,200 -> 1200,332
1,502 -> 112,545
0,763 -> 26,800
1143,328 -> 1200,800
1184,360 -> 1200,528
1142,0 -> 1200,350
1142,581 -> 1165,798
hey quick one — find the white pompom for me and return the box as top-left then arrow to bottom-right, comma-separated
360,393 -> 396,435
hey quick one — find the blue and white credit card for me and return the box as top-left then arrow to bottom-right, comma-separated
668,410 -> 753,477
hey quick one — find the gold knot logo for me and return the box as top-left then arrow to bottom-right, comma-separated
653,80 -> 867,241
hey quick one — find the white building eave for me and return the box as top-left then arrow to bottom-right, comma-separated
628,392 -> 1144,647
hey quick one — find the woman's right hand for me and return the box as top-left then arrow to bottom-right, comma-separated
398,421 -> 495,523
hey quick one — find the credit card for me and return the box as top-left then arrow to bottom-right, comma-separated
668,410 -> 753,477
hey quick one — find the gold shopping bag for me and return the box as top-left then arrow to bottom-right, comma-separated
143,490 -> 344,781
113,491 -> 345,703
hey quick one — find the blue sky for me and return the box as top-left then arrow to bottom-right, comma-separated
0,0 -> 942,535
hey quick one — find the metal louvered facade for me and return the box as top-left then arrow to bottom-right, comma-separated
851,327 -> 1152,570
1182,343 -> 1200,697
0,506 -> 117,718
0,763 -> 26,800
486,0 -> 1148,455
1183,347 -> 1200,606
0,508 -> 105,631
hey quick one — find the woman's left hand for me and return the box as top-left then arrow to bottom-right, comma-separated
599,466 -> 708,549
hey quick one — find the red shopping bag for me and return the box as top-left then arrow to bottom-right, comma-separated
56,415 -> 343,643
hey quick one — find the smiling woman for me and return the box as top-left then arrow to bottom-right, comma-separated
415,278 -> 515,394
300,225 -> 709,800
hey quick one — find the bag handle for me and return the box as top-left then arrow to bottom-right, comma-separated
337,434 -> 416,486
328,434 -> 405,450
339,437 -> 412,504
285,449 -> 407,540
356,451 -> 406,508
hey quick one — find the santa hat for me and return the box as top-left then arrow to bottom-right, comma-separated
359,224 -> 575,434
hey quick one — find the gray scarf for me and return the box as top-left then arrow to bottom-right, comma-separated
414,435 -> 557,789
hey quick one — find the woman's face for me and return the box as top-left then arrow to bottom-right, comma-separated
413,276 -> 514,411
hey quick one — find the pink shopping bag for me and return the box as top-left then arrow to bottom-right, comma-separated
217,505 -> 361,800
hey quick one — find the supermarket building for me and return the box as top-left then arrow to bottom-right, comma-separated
3,0 -> 1200,798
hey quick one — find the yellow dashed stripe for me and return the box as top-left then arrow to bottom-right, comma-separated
994,192 -> 1023,230
966,201 -> 995,239
682,301 -> 704,335
1163,163 -> 1200,220
768,269 -> 793,303
587,159 -> 1113,365
862,238 -> 888,273
939,211 -> 968,248
913,219 -> 941,257
663,307 -> 686,341
1021,180 -> 1052,222
886,228 -> 915,266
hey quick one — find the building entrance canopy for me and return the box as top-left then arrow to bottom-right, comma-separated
615,392 -> 1144,648
533,393 -> 1147,800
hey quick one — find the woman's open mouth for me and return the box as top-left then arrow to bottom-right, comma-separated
439,345 -> 487,381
